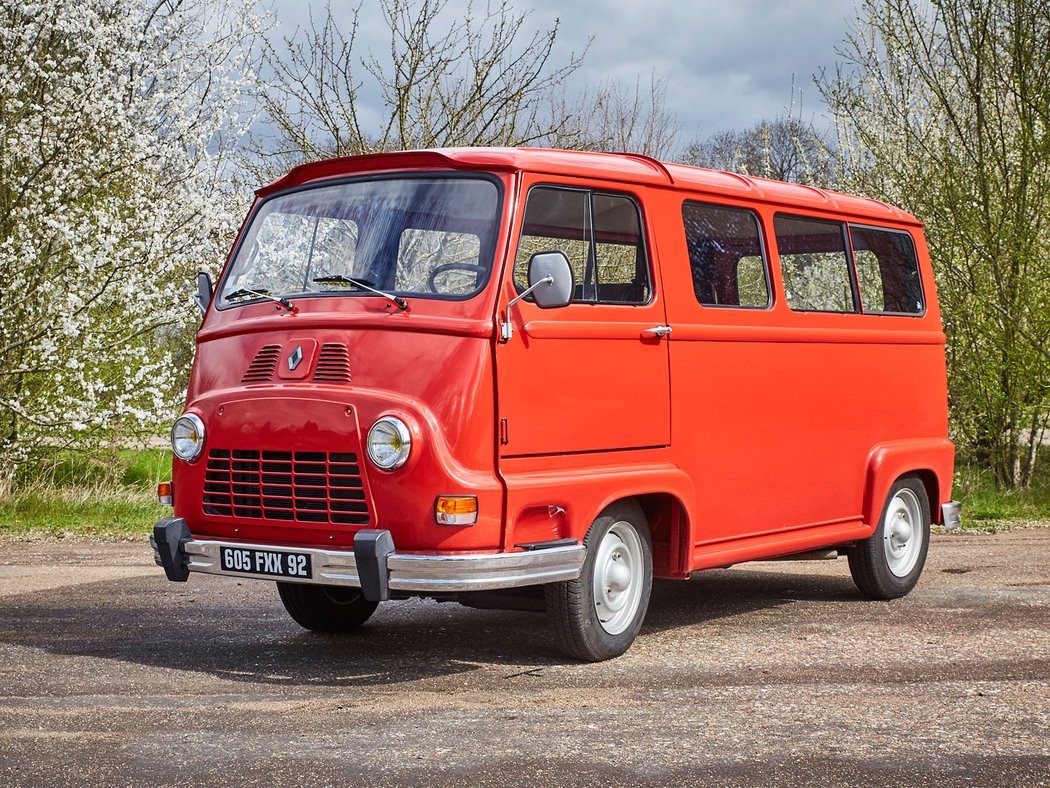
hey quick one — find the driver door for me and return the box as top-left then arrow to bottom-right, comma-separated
495,183 -> 671,458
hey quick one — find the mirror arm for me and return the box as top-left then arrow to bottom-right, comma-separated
500,275 -> 553,343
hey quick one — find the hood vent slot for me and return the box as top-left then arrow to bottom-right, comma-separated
312,343 -> 351,384
241,344 -> 281,383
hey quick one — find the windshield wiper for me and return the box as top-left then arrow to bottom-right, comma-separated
225,287 -> 296,312
313,275 -> 408,311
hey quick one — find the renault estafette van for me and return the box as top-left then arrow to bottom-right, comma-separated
153,148 -> 961,661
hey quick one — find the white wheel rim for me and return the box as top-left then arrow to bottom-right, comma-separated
883,488 -> 923,578
592,521 -> 644,635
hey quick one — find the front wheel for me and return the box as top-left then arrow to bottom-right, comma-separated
546,500 -> 653,661
277,582 -> 379,633
848,476 -> 931,599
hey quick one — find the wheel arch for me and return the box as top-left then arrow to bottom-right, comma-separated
863,438 -> 954,531
593,490 -> 693,579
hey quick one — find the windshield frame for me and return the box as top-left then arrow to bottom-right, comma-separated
214,170 -> 505,311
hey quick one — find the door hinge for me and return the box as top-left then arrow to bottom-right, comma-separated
499,418 -> 509,445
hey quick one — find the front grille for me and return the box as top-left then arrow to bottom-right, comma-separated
241,345 -> 281,383
202,449 -> 370,525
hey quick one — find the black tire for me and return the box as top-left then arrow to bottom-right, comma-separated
848,476 -> 931,599
545,500 -> 653,661
277,582 -> 379,633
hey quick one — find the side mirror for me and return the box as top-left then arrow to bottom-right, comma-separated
193,271 -> 213,315
501,251 -> 575,342
527,251 -> 574,309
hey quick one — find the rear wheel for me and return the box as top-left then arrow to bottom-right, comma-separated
848,476 -> 930,599
546,500 -> 653,661
277,582 -> 379,632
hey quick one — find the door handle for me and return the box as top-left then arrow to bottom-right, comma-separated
642,325 -> 672,338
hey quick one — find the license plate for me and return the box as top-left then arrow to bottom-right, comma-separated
219,546 -> 312,579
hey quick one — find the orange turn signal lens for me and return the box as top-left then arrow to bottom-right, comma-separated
157,481 -> 173,506
435,495 -> 477,526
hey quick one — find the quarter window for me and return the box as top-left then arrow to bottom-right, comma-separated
850,226 -> 924,314
774,215 -> 856,313
682,201 -> 770,308
515,187 -> 650,305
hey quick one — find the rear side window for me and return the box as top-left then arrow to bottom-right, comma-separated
850,225 -> 924,314
515,186 -> 651,305
682,201 -> 770,308
774,215 -> 856,313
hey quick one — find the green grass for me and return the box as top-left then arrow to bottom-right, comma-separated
0,449 -> 171,539
952,462 -> 1050,532
0,489 -> 165,538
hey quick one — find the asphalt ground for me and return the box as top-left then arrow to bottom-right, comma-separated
0,528 -> 1048,787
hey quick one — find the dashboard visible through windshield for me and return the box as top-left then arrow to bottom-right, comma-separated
219,176 -> 502,308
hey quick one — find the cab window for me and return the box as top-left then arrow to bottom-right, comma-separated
515,187 -> 651,305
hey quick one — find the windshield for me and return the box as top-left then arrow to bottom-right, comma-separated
219,176 -> 501,307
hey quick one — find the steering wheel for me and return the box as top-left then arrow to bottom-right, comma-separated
427,261 -> 487,293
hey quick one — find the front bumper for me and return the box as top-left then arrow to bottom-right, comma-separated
151,517 -> 585,600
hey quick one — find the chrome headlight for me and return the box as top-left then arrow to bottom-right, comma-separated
171,414 -> 206,462
366,416 -> 411,470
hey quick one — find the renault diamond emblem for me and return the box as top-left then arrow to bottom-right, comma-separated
287,345 -> 303,371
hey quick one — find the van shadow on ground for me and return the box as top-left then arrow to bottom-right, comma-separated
0,566 -> 862,689
643,566 -> 859,634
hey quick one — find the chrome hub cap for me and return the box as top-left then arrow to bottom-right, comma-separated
883,488 -> 923,577
592,521 -> 644,635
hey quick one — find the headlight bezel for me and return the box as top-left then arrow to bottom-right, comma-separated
366,416 -> 412,471
171,413 -> 206,462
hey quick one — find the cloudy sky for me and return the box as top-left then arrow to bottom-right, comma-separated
265,0 -> 859,148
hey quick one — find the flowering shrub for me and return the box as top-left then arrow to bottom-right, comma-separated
0,0 -> 264,493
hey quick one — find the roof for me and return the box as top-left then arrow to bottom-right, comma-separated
257,147 -> 920,226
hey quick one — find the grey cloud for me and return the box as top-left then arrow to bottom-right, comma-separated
265,0 -> 857,149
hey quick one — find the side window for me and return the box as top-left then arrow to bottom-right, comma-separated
774,215 -> 856,313
515,188 -> 592,297
682,201 -> 770,308
515,187 -> 650,305
850,225 -> 924,314
592,193 -> 650,304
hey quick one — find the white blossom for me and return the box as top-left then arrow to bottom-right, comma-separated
0,0 -> 268,490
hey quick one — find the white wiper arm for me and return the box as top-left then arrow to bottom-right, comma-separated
225,287 -> 296,312
313,276 -> 408,311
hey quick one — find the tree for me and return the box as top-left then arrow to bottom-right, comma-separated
257,0 -> 583,167
548,73 -> 678,159
682,86 -> 836,187
819,0 -> 1050,487
256,0 -> 678,175
0,0 -> 264,492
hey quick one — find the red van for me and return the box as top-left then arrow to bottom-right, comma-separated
153,148 -> 961,661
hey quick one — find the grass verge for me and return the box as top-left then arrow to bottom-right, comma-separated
953,463 -> 1050,532
0,449 -> 170,540
0,488 -> 164,539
